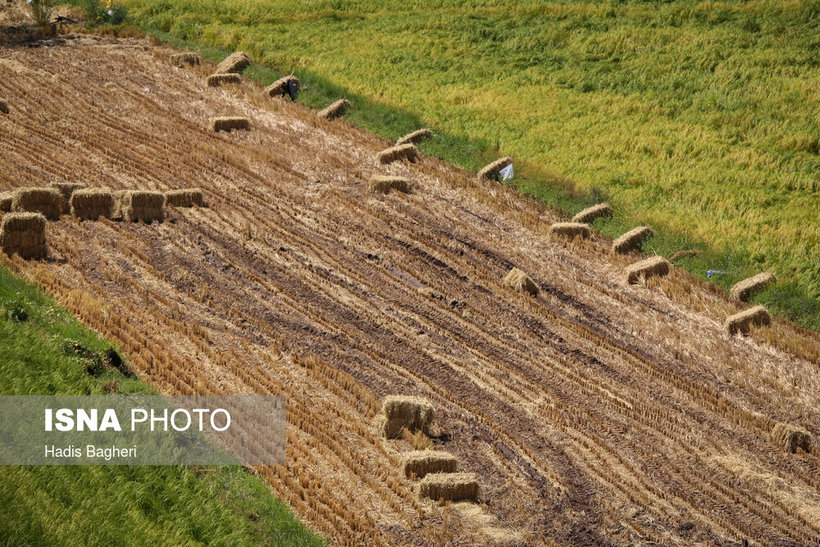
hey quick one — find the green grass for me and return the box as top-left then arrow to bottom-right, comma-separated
113,0 -> 818,329
0,266 -> 323,546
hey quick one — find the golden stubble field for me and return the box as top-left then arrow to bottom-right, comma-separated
1,37 -> 819,545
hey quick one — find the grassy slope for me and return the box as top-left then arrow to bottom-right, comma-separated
0,266 -> 323,546
121,0 -> 818,328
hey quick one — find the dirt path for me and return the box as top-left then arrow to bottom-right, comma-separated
1,37 -> 818,545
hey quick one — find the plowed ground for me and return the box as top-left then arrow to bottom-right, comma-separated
1,37 -> 819,545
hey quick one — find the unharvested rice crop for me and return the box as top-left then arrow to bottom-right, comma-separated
206,73 -> 241,87
70,188 -> 116,220
724,305 -> 771,336
165,189 -> 204,207
402,450 -> 458,479
171,52 -> 201,67
418,473 -> 479,501
369,176 -> 411,194
0,192 -> 12,212
504,267 -> 539,296
770,422 -> 811,454
730,273 -> 775,302
396,128 -> 432,146
215,52 -> 251,74
11,187 -> 63,220
478,157 -> 512,180
572,202 -> 613,223
0,98 -> 8,114
0,212 -> 47,259
210,117 -> 250,132
377,144 -> 418,165
50,182 -> 87,213
121,191 -> 165,223
265,75 -> 299,98
625,256 -> 669,285
550,222 -> 590,239
317,99 -> 350,120
613,226 -> 654,254
378,395 -> 435,439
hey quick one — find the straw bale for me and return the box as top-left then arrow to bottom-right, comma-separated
625,256 -> 669,285
770,422 -> 811,454
613,226 -> 654,254
504,268 -> 539,296
210,117 -> 250,132
0,192 -> 12,212
369,176 -> 411,194
121,191 -> 165,223
215,52 -> 251,74
725,306 -> 771,336
550,222 -> 590,239
730,273 -> 775,302
165,189 -> 204,207
418,473 -> 479,502
70,189 -> 116,220
111,190 -> 125,220
0,99 -> 8,115
478,157 -> 512,180
206,73 -> 241,87
265,75 -> 299,98
379,395 -> 435,439
11,187 -> 63,220
572,202 -> 613,223
396,129 -> 432,146
402,451 -> 458,479
317,99 -> 350,120
171,52 -> 201,67
0,212 -> 47,259
378,143 -> 418,165
50,182 -> 87,213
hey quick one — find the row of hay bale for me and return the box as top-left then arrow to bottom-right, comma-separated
366,129 -> 433,195
378,396 -> 479,502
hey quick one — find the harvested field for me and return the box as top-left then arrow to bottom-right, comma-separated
731,272 -> 775,302
206,73 -> 241,87
11,187 -> 63,220
70,188 -> 115,220
1,39 -> 819,546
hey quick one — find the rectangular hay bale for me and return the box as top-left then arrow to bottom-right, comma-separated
725,305 -> 771,336
418,473 -> 479,502
165,189 -> 204,207
612,226 -> 654,254
317,99 -> 350,120
0,212 -> 47,259
625,256 -> 670,285
215,52 -> 251,74
369,176 -> 411,194
70,188 -> 116,220
402,450 -> 458,479
265,75 -> 299,98
11,187 -> 64,220
210,117 -> 250,132
770,422 -> 811,454
572,202 -> 613,223
206,73 -> 242,87
379,395 -> 435,439
550,222 -> 590,239
171,52 -> 201,67
121,191 -> 165,223
0,192 -> 12,212
378,144 -> 418,165
50,182 -> 88,213
478,157 -> 512,180
396,128 -> 432,146
730,272 -> 775,302
504,267 -> 539,296
0,98 -> 8,115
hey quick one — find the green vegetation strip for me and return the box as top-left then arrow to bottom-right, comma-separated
114,0 -> 818,329
0,266 -> 323,546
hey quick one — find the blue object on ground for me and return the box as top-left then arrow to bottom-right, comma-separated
706,270 -> 728,279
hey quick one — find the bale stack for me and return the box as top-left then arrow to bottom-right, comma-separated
396,129 -> 432,146
171,52 -> 201,67
478,157 -> 512,180
730,273 -> 775,302
0,212 -> 47,259
50,182 -> 87,213
0,192 -> 12,212
265,75 -> 299,98
418,473 -> 479,502
206,73 -> 242,87
111,190 -> 125,220
70,189 -> 116,220
625,256 -> 669,285
121,191 -> 165,223
369,176 -> 411,194
725,306 -> 771,336
210,117 -> 250,132
0,98 -> 8,115
550,222 -> 590,239
377,396 -> 435,439
165,189 -> 204,207
402,451 -> 458,479
770,423 -> 811,454
378,144 -> 419,165
613,226 -> 654,254
11,188 -> 64,220
572,203 -> 613,223
215,52 -> 251,74
317,99 -> 350,120
504,268 -> 539,296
